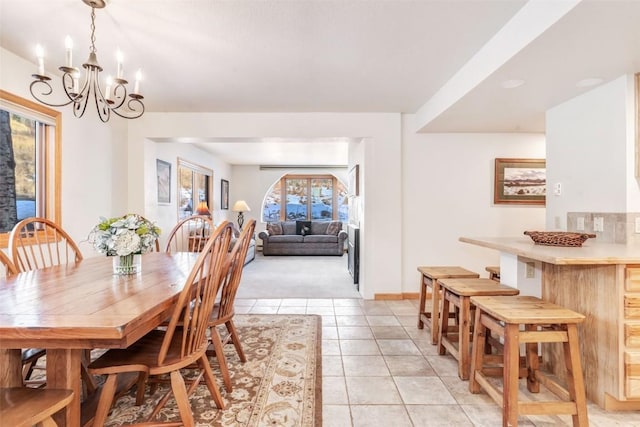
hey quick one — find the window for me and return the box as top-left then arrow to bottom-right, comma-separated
177,158 -> 212,220
0,90 -> 60,248
262,174 -> 348,223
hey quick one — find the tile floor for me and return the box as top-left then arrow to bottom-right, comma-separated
235,297 -> 640,427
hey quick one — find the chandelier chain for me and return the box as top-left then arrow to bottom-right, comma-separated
89,7 -> 97,54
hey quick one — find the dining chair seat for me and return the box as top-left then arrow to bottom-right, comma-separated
0,387 -> 74,427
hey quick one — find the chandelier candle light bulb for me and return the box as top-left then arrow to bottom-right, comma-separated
65,35 -> 73,67
116,50 -> 123,79
35,44 -> 44,75
105,76 -> 113,101
134,69 -> 142,94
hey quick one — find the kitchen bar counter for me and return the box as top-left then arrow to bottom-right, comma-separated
460,236 -> 640,411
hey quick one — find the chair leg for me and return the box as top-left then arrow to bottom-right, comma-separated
210,326 -> 232,392
226,320 -> 246,363
40,417 -> 58,427
438,293 -> 450,356
417,279 -> 427,329
135,372 -> 149,405
503,323 -> 521,427
198,354 -> 225,409
170,370 -> 195,427
469,308 -> 486,394
525,324 -> 540,393
93,373 -> 118,427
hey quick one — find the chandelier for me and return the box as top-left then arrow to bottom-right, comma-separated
29,0 -> 144,122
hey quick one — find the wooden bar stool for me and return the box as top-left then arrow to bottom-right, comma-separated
417,266 -> 479,345
485,266 -> 500,282
437,278 -> 519,380
469,295 -> 588,427
0,387 -> 74,427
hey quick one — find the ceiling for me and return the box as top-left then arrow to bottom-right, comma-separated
2,0 -> 639,165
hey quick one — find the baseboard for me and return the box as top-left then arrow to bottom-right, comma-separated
374,292 -> 419,300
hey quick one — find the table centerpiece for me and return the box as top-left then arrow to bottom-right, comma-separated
88,214 -> 161,275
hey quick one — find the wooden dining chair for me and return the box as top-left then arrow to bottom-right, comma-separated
164,214 -> 214,253
0,250 -> 18,278
0,387 -> 74,427
87,222 -> 234,426
9,217 -> 83,272
208,219 -> 256,392
8,217 -> 94,390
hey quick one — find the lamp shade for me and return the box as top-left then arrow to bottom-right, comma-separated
195,201 -> 210,216
232,200 -> 251,212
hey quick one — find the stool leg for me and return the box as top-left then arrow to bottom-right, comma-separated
431,280 -> 441,345
438,292 -> 450,356
564,324 -> 589,427
469,308 -> 486,394
503,323 -> 520,427
525,324 -> 540,393
459,295 -> 471,380
417,276 -> 427,329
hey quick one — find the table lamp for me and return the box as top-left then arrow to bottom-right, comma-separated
232,200 -> 251,230
195,201 -> 211,216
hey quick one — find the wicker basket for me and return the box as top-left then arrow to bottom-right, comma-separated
524,231 -> 596,247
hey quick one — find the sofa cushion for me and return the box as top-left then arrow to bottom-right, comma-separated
268,234 -> 304,243
303,234 -> 338,243
326,221 -> 342,236
311,221 -> 330,235
266,222 -> 283,235
282,221 -> 297,235
296,220 -> 312,236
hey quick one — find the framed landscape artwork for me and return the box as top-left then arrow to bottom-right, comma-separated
156,159 -> 171,204
221,179 -> 229,210
494,158 -> 546,205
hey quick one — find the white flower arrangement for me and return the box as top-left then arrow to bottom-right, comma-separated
88,214 -> 161,256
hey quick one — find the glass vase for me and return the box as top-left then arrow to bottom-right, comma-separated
112,254 -> 141,275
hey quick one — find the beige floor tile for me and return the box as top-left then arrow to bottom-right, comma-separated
323,405 -> 353,427
396,315 -> 419,327
342,355 -> 390,376
335,315 -> 368,327
350,405 -> 412,427
322,326 -> 339,339
248,306 -> 279,314
337,326 -> 374,340
307,298 -> 334,306
277,306 -> 306,314
321,314 -> 337,326
366,315 -> 400,326
323,377 -> 349,404
394,376 -> 457,405
234,298 -> 256,306
406,405 -> 474,426
333,299 -> 362,307
306,306 -> 335,315
377,339 -> 421,356
425,354 -> 459,376
439,375 -> 494,405
345,377 -> 403,404
384,355 -> 435,376
461,404 -> 535,426
361,305 -> 394,315
322,355 -> 345,376
252,298 -> 282,306
232,305 -> 252,314
279,298 -> 308,306
340,339 -> 380,355
323,340 -> 341,356
334,306 -> 365,315
371,326 -> 409,339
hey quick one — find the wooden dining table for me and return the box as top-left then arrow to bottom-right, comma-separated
0,252 -> 200,427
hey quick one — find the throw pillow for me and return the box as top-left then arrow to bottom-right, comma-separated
326,221 -> 341,236
267,222 -> 283,235
296,220 -> 312,236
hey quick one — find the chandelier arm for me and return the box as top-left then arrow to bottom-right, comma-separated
90,69 -> 110,123
29,79 -> 76,108
111,98 -> 145,120
109,83 -> 128,110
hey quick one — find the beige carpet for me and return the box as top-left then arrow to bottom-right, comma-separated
237,252 -> 361,299
74,314 -> 321,427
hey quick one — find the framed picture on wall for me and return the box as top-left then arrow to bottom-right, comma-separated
156,159 -> 171,204
348,164 -> 360,197
221,179 -> 229,210
494,158 -> 546,205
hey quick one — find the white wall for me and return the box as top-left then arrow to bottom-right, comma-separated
401,115 -> 546,292
144,141 -> 232,249
546,74 -> 638,226
127,112 -> 402,299
1,47 -> 122,257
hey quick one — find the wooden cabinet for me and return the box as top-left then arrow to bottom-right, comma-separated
625,267 -> 640,399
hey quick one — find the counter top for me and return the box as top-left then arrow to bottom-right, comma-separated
459,236 -> 640,265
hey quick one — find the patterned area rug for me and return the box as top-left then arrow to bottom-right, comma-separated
88,314 -> 321,426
